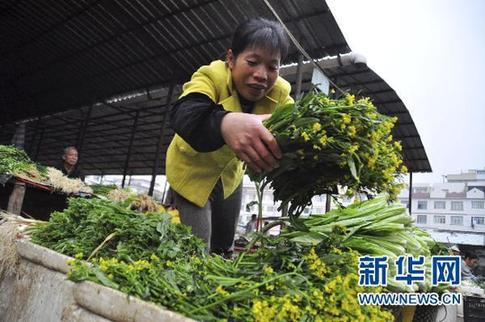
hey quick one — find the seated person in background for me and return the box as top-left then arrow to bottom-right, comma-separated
60,146 -> 84,181
245,214 -> 258,234
461,252 -> 480,281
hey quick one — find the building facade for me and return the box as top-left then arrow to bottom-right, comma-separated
399,168 -> 485,246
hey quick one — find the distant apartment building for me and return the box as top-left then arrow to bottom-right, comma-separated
399,168 -> 485,246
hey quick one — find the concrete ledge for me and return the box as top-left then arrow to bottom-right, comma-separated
1,236 -> 194,322
74,281 -> 193,322
62,304 -> 112,322
17,238 -> 72,274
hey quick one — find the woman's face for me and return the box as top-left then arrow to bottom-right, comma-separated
227,46 -> 280,102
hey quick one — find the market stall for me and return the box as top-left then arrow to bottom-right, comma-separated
0,145 -> 93,220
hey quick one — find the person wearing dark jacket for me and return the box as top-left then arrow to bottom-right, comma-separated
59,146 -> 84,181
166,18 -> 292,255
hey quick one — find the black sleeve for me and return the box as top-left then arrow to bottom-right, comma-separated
77,169 -> 85,182
170,93 -> 230,152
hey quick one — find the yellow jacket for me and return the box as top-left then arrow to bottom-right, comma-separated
166,60 -> 293,207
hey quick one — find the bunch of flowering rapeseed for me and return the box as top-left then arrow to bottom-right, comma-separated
248,91 -> 407,216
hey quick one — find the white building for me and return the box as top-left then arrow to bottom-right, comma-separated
399,168 -> 485,246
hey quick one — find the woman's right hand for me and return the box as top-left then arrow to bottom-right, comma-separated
220,112 -> 281,173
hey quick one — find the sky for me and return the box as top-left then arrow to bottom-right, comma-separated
326,0 -> 485,183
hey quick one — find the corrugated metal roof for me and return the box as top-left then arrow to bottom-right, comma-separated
0,0 -> 349,124
0,0 -> 431,175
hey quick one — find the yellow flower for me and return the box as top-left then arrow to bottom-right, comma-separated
215,285 -> 229,297
319,135 -> 328,146
367,156 -> 377,169
150,254 -> 160,262
252,300 -> 277,322
348,144 -> 359,154
263,265 -> 274,275
312,122 -> 322,132
301,131 -> 311,142
342,113 -> 351,124
133,259 -> 151,271
345,94 -> 355,105
348,125 -> 357,137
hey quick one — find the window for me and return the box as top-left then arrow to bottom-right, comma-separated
473,217 -> 485,225
414,187 -> 428,193
472,201 -> 485,209
417,201 -> 427,210
434,216 -> 446,224
434,201 -> 446,209
451,201 -> 463,211
416,215 -> 427,224
450,216 -> 463,225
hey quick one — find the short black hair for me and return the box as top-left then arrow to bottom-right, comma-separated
465,252 -> 479,260
231,18 -> 290,61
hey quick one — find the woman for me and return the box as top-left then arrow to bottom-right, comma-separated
167,18 -> 293,255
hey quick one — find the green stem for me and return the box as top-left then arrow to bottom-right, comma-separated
87,231 -> 117,261
188,272 -> 302,314
255,181 -> 263,232
245,219 -> 288,251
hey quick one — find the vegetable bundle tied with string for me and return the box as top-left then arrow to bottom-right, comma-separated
248,91 -> 408,216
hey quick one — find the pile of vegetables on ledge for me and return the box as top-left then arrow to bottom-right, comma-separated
0,144 -> 92,194
12,194 -> 449,322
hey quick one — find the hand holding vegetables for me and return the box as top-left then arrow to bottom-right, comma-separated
221,112 -> 281,172
248,91 -> 408,215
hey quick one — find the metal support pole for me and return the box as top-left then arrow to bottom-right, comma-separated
29,116 -> 42,156
149,84 -> 175,196
33,128 -> 45,161
295,54 -> 304,99
76,106 -> 93,163
122,111 -> 140,188
325,193 -> 332,212
161,179 -> 168,204
408,172 -> 413,215
10,122 -> 26,149
8,123 -> 27,215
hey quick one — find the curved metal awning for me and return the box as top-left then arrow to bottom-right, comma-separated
0,0 -> 349,124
